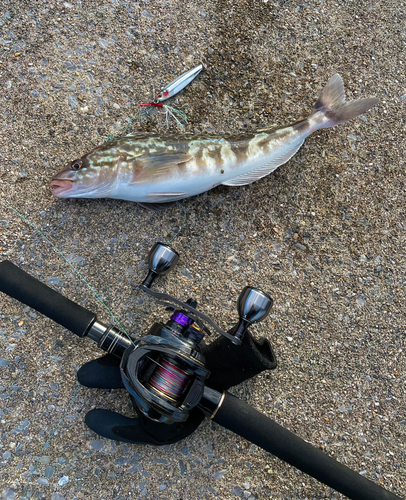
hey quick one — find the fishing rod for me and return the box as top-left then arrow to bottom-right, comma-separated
0,243 -> 403,500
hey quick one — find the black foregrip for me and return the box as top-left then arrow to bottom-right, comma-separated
0,260 -> 96,338
213,393 -> 403,500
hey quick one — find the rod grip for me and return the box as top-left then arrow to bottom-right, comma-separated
213,392 -> 403,500
0,260 -> 96,337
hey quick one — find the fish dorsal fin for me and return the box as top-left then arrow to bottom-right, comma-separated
221,139 -> 304,186
130,152 -> 193,183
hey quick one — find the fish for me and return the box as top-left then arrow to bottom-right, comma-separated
50,74 -> 378,207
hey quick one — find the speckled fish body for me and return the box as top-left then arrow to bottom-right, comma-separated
50,75 -> 378,205
51,130 -> 307,203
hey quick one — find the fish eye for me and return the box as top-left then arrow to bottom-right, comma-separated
71,159 -> 83,171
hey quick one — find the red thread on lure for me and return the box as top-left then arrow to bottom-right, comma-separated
140,102 -> 164,108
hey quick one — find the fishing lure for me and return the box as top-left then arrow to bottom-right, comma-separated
104,65 -> 203,141
139,64 -> 204,127
155,64 -> 204,102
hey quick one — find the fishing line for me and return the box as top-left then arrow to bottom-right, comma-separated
2,199 -> 187,324
104,108 -> 152,142
148,358 -> 190,402
166,202 -> 187,244
2,200 -> 133,344
21,383 -> 81,500
3,5 -> 189,490
3,197 -> 188,497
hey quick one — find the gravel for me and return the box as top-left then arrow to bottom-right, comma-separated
0,0 -> 405,499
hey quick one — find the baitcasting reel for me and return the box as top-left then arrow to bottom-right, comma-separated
0,245 -> 402,500
90,242 -> 273,423
0,242 -> 273,425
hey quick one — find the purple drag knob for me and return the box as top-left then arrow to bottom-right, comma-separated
171,311 -> 193,327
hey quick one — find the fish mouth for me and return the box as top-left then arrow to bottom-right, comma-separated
49,179 -> 74,197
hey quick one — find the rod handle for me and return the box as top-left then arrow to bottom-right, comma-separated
0,260 -> 96,337
213,392 -> 403,500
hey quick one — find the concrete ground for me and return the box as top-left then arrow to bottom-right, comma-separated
0,0 -> 405,499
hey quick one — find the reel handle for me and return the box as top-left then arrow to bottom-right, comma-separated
142,242 -> 179,288
0,260 -> 96,338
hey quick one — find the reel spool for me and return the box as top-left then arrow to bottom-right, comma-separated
120,308 -> 210,424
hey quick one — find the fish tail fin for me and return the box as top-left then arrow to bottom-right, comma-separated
313,74 -> 378,129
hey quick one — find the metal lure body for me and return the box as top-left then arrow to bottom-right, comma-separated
50,75 -> 378,205
156,64 -> 204,102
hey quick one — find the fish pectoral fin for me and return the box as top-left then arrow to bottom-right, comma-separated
143,153 -> 193,169
221,140 -> 304,187
130,152 -> 193,183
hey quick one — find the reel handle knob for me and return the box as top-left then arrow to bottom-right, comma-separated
141,243 -> 179,288
232,287 -> 273,343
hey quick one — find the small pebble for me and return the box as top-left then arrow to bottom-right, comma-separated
40,456 -> 51,465
58,476 -> 69,486
44,465 -> 55,478
90,440 -> 104,451
1,490 -> 16,500
51,494 -> 65,500
178,459 -> 187,475
68,95 -> 78,110
213,470 -> 227,479
357,295 -> 366,306
0,358 -> 9,367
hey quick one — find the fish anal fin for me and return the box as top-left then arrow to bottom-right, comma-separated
222,140 -> 304,187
